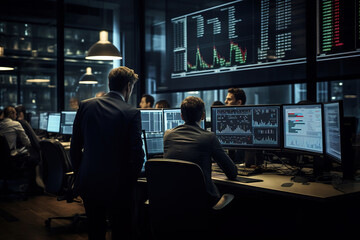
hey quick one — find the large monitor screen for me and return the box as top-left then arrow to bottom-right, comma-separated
317,0 -> 360,79
140,109 -> 164,155
164,0 -> 306,92
212,105 -> 281,149
60,111 -> 76,135
163,108 -> 205,131
283,104 -> 323,154
39,112 -> 48,131
47,113 -> 61,133
323,101 -> 342,162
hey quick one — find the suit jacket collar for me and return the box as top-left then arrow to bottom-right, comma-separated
106,91 -> 125,101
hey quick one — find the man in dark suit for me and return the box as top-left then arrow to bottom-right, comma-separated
70,66 -> 145,240
163,96 -> 237,201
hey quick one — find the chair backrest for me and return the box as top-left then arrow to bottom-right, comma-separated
0,134 -> 11,159
145,159 -> 212,236
39,139 -> 73,196
0,134 -> 12,177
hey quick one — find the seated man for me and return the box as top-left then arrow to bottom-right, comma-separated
163,96 -> 237,201
0,106 -> 31,154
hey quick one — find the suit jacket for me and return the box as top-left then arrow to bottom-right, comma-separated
163,122 -> 237,198
70,92 -> 144,202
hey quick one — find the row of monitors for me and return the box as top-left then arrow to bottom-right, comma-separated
211,102 -> 343,163
31,111 -> 77,135
30,103 -> 343,164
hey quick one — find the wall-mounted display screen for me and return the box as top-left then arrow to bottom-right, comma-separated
163,0 -> 306,92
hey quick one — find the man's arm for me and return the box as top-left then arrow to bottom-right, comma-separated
14,122 -> 31,147
129,110 -> 145,178
211,134 -> 237,180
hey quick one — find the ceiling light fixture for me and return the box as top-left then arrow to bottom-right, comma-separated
26,79 -> 50,83
85,31 -> 122,60
79,67 -> 98,84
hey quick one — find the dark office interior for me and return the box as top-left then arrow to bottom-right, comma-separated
1,0 -> 360,239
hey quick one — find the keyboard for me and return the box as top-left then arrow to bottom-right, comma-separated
236,176 -> 263,183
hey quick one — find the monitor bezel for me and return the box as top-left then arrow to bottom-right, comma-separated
282,103 -> 325,156
211,104 -> 282,151
323,100 -> 344,164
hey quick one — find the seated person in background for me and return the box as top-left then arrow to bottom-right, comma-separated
0,106 -> 39,192
163,96 -> 237,202
15,105 -> 41,163
211,100 -> 224,107
69,97 -> 80,111
0,106 -> 31,154
155,99 -> 170,109
139,94 -> 155,109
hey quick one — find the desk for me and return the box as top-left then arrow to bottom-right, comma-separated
212,172 -> 360,201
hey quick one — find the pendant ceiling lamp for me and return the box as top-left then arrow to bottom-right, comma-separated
79,67 -> 98,84
85,31 -> 122,60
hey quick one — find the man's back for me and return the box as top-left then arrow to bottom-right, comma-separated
0,118 -> 30,151
164,123 -> 237,197
70,92 -> 144,200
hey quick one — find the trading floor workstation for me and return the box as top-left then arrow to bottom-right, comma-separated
137,102 -> 360,238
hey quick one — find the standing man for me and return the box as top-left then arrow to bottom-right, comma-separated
139,94 -> 155,109
70,66 -> 145,240
225,88 -> 246,106
164,96 -> 237,201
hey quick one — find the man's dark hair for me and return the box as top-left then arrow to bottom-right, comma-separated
3,106 -> 16,118
15,105 -> 26,116
142,94 -> 155,108
108,66 -> 139,92
211,100 -> 224,107
155,99 -> 170,108
228,88 -> 246,105
181,96 -> 205,123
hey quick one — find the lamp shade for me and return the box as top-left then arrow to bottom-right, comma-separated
79,67 -> 98,84
85,31 -> 122,60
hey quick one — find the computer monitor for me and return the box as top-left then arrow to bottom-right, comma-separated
30,114 -> 39,129
47,113 -> 61,133
211,105 -> 281,149
323,101 -> 343,163
283,104 -> 323,155
140,109 -> 164,155
141,130 -> 148,174
163,108 -> 205,131
60,111 -> 76,135
39,112 -> 48,131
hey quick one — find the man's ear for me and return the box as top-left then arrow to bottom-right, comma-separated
180,113 -> 185,121
237,100 -> 242,105
201,111 -> 205,120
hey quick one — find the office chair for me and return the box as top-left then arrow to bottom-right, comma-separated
0,134 -> 28,200
145,159 -> 234,240
39,139 -> 86,229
